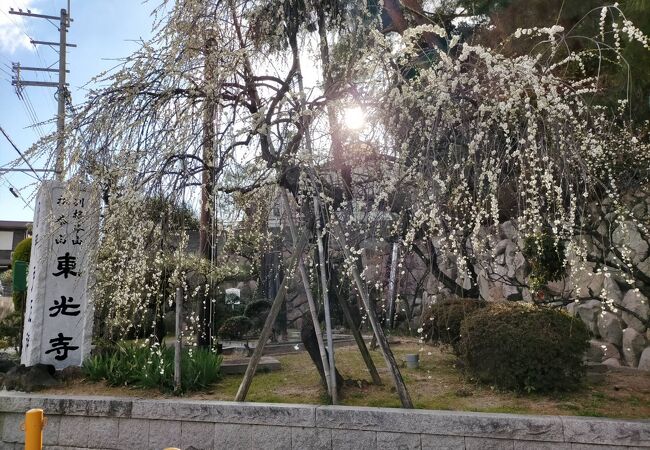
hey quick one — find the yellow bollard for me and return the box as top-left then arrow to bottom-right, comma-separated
24,408 -> 45,450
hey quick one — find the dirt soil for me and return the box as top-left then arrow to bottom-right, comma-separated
39,340 -> 650,419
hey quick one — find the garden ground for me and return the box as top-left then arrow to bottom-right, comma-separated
41,340 -> 650,419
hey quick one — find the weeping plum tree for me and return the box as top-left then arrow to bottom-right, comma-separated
17,0 -> 650,404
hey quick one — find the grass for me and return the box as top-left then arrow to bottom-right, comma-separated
82,343 -> 222,393
43,340 -> 650,419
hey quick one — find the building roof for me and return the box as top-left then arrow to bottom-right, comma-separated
0,220 -> 32,230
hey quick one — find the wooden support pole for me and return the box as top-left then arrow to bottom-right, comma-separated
312,194 -> 338,404
333,223 -> 414,408
281,191 -> 333,398
335,283 -> 382,385
174,287 -> 183,393
387,241 -> 399,329
235,231 -> 310,401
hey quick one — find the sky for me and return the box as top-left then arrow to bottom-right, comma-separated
0,0 -> 156,221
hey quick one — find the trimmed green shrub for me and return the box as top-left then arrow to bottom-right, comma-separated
12,237 -> 31,263
11,237 -> 31,310
82,343 -> 222,393
420,297 -> 487,353
244,299 -> 272,331
218,315 -> 253,340
458,303 -> 589,392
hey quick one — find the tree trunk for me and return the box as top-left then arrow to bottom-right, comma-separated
198,35 -> 216,348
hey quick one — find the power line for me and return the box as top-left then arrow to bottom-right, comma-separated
0,178 -> 33,210
0,125 -> 42,181
22,90 -> 48,139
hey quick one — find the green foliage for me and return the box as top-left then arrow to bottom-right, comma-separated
11,238 -> 31,314
0,312 -> 21,351
458,303 -> 589,393
11,291 -> 25,318
522,233 -> 566,292
421,297 -> 488,353
12,237 -> 31,263
2,238 -> 31,352
82,343 -> 222,393
243,299 -> 272,331
0,269 -> 12,286
218,315 -> 253,340
144,196 -> 199,231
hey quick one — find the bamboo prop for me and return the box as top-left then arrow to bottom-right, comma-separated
174,287 -> 183,393
311,193 -> 338,404
280,190 -> 333,399
332,273 -> 382,385
331,222 -> 414,408
234,231 -> 310,401
387,242 -> 399,328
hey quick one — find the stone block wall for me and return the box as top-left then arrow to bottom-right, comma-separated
1,393 -> 649,449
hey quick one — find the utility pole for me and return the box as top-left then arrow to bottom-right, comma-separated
10,7 -> 75,181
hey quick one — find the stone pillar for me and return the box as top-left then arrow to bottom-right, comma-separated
21,181 -> 98,369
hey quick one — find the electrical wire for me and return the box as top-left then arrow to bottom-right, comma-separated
19,92 -> 48,140
0,178 -> 34,210
0,125 -> 42,181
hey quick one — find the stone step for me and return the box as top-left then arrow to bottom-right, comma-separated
220,356 -> 281,375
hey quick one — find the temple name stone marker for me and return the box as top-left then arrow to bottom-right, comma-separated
21,181 -> 98,370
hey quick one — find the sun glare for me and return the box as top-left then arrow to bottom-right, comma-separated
343,106 -> 366,130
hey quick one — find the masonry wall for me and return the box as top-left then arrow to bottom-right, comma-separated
1,393 -> 649,450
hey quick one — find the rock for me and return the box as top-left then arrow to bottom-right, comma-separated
504,286 -> 522,300
2,364 -> 60,392
602,357 -> 621,367
577,300 -> 602,336
57,365 -> 84,382
504,242 -> 516,278
547,279 -> 570,297
494,239 -> 511,256
566,301 -> 579,317
638,348 -> 650,371
0,359 -> 18,373
597,221 -> 609,237
587,273 -> 606,297
638,257 -> 650,279
476,269 -> 492,300
621,290 -> 649,333
632,202 -> 646,220
569,267 -> 604,298
587,340 -> 620,362
499,221 -> 517,240
597,311 -> 623,347
622,328 -> 647,367
513,252 -> 528,285
602,277 -> 623,305
612,221 -> 649,264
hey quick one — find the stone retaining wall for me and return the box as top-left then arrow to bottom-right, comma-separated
1,393 -> 649,449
